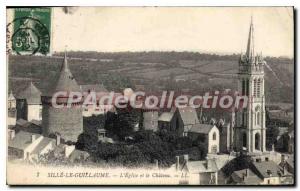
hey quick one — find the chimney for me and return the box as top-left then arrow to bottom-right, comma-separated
175,156 -> 180,171
8,129 -> 15,140
56,133 -> 61,146
31,134 -> 36,143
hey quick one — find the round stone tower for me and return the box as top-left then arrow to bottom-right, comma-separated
42,51 -> 83,142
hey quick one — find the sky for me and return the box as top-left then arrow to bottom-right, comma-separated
49,7 -> 292,57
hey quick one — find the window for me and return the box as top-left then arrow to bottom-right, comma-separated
257,79 -> 261,97
242,133 -> 247,147
242,79 -> 245,95
246,79 -> 249,96
256,112 -> 260,125
212,132 -> 216,140
253,79 -> 257,97
255,133 -> 261,150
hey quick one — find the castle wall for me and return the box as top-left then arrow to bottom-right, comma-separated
42,105 -> 83,142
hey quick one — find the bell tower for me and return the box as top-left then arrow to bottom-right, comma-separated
234,18 -> 266,153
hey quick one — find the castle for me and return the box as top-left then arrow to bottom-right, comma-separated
41,52 -> 83,142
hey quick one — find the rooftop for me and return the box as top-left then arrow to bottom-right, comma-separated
189,123 -> 215,134
251,160 -> 282,178
46,52 -> 81,96
8,131 -> 42,151
17,81 -> 41,104
178,106 -> 199,126
158,112 -> 174,122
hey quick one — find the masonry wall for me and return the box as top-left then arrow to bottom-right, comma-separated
42,105 -> 83,142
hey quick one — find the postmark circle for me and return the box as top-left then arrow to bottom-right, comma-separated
8,16 -> 50,55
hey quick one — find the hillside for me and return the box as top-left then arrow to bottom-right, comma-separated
8,51 -> 294,104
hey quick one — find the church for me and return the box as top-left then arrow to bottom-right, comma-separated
233,18 -> 267,153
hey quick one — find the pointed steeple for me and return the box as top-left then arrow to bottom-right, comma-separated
246,16 -> 255,61
48,50 -> 81,96
62,50 -> 69,72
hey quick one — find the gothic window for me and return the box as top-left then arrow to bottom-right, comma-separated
257,79 -> 261,97
246,79 -> 249,96
213,132 -> 216,140
257,112 -> 260,126
242,79 -> 245,95
255,133 -> 261,150
242,132 -> 247,147
255,106 -> 261,126
253,79 -> 257,97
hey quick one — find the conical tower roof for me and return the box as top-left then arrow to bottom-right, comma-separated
246,17 -> 255,61
18,81 -> 41,104
48,51 -> 81,96
8,91 -> 15,101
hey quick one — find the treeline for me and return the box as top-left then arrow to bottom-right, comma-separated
53,51 -> 293,64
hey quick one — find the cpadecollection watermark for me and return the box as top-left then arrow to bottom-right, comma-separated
51,90 -> 249,110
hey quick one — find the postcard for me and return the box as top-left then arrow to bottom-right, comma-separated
6,7 -> 294,185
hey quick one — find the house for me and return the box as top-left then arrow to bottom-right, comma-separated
228,157 -> 293,185
158,106 -> 199,136
8,130 -> 43,160
250,159 -> 289,185
177,107 -> 200,136
173,155 -> 219,185
188,124 -> 220,154
279,154 -> 294,175
16,82 -> 42,122
8,130 -> 89,163
158,108 -> 176,132
230,168 -> 262,185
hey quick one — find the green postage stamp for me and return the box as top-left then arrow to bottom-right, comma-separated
9,8 -> 51,55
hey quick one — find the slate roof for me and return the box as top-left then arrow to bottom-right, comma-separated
17,82 -> 41,104
16,118 -> 30,127
178,106 -> 199,125
231,169 -> 262,185
189,123 -> 215,134
45,52 -> 81,96
15,119 -> 42,134
251,160 -> 282,178
158,112 -> 174,122
8,131 -> 42,151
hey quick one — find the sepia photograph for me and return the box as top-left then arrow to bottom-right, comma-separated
5,6 -> 294,186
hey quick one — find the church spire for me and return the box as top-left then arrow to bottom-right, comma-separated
62,49 -> 69,73
246,16 -> 255,61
